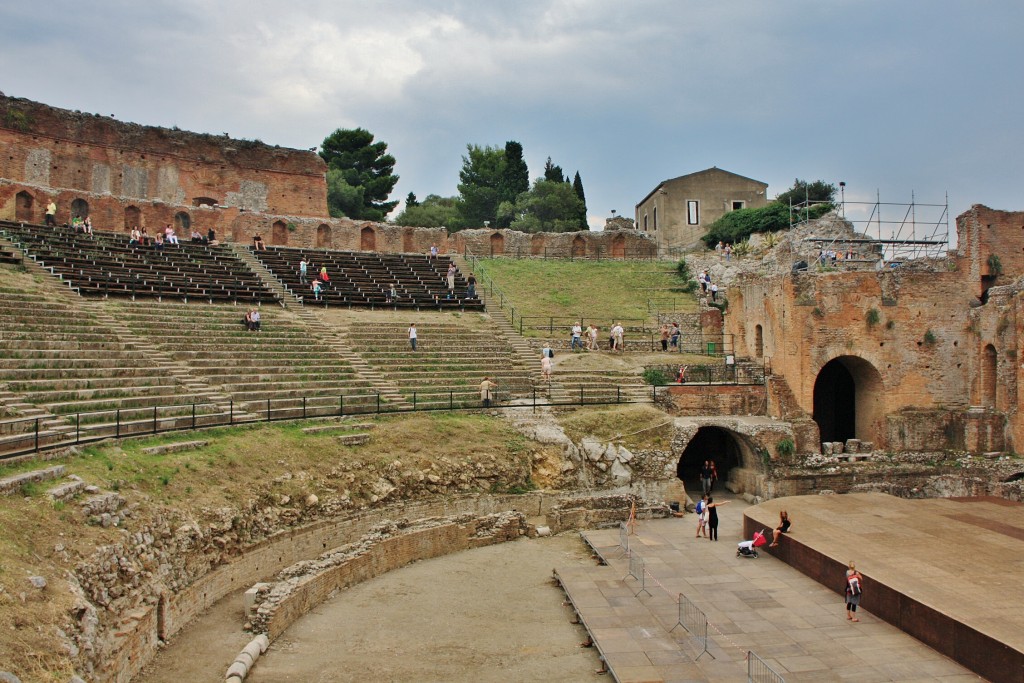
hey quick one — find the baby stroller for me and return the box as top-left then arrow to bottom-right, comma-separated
737,529 -> 767,558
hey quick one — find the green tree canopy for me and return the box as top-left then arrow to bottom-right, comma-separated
497,179 -> 585,233
393,194 -> 462,231
543,156 -> 566,183
456,144 -> 506,228
775,178 -> 836,207
405,191 -> 419,209
320,128 -> 399,220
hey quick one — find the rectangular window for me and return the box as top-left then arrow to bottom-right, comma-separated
687,200 -> 699,225
732,201 -> 745,211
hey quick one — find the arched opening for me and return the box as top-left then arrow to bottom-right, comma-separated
530,233 -> 545,256
754,325 -> 764,359
402,228 -> 415,253
192,196 -> 217,208
15,191 -> 33,222
813,356 -> 885,447
316,224 -> 332,249
272,220 -> 289,246
489,232 -> 504,256
360,226 -> 376,251
675,426 -> 746,493
124,205 -> 141,230
571,235 -> 586,257
611,235 -> 626,259
174,211 -> 191,232
70,198 -> 89,219
981,344 -> 997,408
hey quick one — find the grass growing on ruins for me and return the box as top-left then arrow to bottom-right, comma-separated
473,259 -> 695,332
557,405 -> 674,451
0,412 -> 547,681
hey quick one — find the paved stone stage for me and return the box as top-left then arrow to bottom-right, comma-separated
744,493 -> 1024,683
556,494 -> 983,683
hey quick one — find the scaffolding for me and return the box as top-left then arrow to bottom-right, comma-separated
795,191 -> 950,264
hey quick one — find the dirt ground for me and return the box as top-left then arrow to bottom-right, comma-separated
138,533 -> 601,683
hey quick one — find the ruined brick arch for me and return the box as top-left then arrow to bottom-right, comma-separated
272,220 -> 288,246
530,233 -> 545,256
70,198 -> 89,219
192,196 -> 217,208
14,191 -> 33,222
402,228 -> 415,253
316,224 -> 331,249
360,226 -> 376,251
174,211 -> 191,232
674,425 -> 760,491
812,355 -> 885,448
611,235 -> 626,258
489,232 -> 504,256
124,205 -> 141,230
981,344 -> 997,408
571,235 -> 586,257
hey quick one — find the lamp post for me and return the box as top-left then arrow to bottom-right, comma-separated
839,182 -> 846,218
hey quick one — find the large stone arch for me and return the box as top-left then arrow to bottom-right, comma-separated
174,211 -> 191,232
571,235 -> 586,257
402,228 -> 415,253
530,233 -> 545,256
611,234 -> 626,258
124,205 -> 141,230
15,191 -> 34,222
70,198 -> 89,219
660,418 -> 787,500
812,355 -> 885,448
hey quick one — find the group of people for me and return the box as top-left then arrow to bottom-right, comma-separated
658,322 -> 682,351
242,307 -> 261,332
124,224 -> 216,249
714,241 -> 733,261
559,322 -> 622,352
819,248 -> 855,265
697,270 -> 720,301
297,258 -> 332,301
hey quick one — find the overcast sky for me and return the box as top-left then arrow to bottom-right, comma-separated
1,1 -> 1020,238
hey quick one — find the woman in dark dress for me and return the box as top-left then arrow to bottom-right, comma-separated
770,510 -> 791,547
705,496 -> 731,541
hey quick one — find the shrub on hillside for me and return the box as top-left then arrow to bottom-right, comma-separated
702,201 -> 832,248
674,258 -> 698,293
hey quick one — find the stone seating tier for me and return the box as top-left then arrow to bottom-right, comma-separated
0,220 -> 279,304
252,245 -> 483,310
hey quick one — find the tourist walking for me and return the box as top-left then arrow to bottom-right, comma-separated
587,324 -> 598,350
705,496 -> 730,541
711,283 -> 719,302
845,562 -> 863,622
670,322 -> 681,349
611,322 -> 624,353
408,323 -> 418,351
299,258 -> 308,284
700,460 -> 713,495
467,272 -> 476,298
45,200 -> 57,227
311,279 -> 322,301
660,324 -> 669,352
446,263 -> 457,293
541,353 -> 552,381
571,323 -> 583,351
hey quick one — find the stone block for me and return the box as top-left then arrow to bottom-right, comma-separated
845,439 -> 861,454
226,661 -> 247,679
254,634 -> 270,653
336,433 -> 370,446
48,479 -> 87,502
832,441 -> 845,454
140,440 -> 208,456
822,442 -> 833,456
0,465 -> 66,495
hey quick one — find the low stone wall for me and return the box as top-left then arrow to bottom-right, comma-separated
253,513 -> 527,640
663,384 -> 768,416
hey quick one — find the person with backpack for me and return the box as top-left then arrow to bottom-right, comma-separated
845,562 -> 863,622
694,494 -> 708,538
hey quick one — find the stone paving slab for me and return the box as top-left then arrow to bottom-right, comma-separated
558,494 -> 982,683
745,493 -> 1024,683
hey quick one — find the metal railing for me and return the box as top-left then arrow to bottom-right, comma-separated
468,245 -> 659,261
623,553 -> 652,597
0,384 -> 681,461
747,650 -> 786,683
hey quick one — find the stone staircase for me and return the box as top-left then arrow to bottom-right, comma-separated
341,317 -> 537,409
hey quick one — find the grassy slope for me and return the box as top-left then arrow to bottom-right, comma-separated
473,259 -> 695,326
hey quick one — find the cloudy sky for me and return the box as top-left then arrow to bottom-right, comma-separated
1,1 -> 1020,237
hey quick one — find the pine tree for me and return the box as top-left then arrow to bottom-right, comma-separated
543,156 -> 566,183
405,192 -> 419,209
572,171 -> 588,230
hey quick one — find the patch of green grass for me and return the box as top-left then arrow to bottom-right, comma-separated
475,258 -> 694,325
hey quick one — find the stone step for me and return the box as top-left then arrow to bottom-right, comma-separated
47,476 -> 87,502
0,465 -> 66,495
140,440 -> 209,456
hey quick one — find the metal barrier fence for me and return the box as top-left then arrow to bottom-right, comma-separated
670,592 -> 714,660
617,521 -> 630,557
747,650 -> 786,683
624,553 -> 651,597
0,385 -> 677,461
467,246 -> 659,261
646,363 -> 766,386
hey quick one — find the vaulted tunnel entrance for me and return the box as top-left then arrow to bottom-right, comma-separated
676,426 -> 744,492
813,356 -> 884,447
